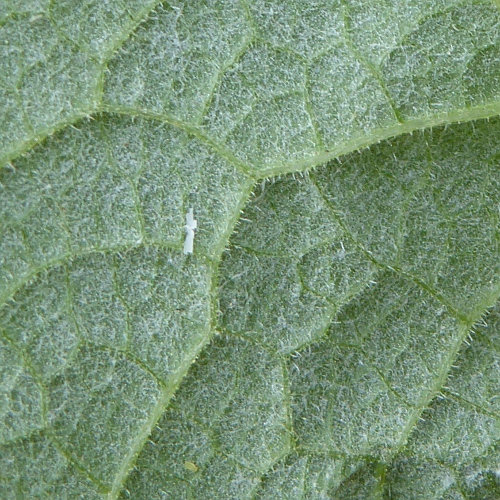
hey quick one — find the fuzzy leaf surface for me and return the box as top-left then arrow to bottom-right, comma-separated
0,1 -> 499,498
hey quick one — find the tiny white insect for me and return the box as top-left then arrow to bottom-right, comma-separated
183,207 -> 197,254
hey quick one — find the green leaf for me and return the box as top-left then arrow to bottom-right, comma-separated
0,1 -> 499,498
216,118 -> 499,499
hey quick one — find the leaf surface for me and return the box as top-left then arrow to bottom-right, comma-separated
0,1 -> 499,498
